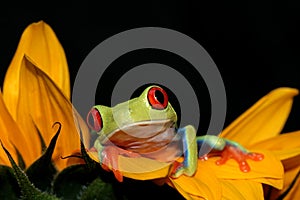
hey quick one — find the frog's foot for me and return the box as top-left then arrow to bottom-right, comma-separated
214,145 -> 264,172
170,160 -> 196,178
100,145 -> 141,182
170,160 -> 185,178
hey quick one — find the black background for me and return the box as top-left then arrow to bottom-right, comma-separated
0,1 -> 300,133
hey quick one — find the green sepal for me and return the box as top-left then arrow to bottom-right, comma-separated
0,165 -> 20,200
52,164 -> 102,200
79,177 -> 116,200
78,127 -> 114,180
25,122 -> 60,192
80,140 -> 100,171
113,179 -> 184,200
0,141 -> 59,200
52,141 -> 115,200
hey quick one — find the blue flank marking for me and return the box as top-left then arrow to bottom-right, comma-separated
177,127 -> 189,168
225,140 -> 249,153
196,139 -> 204,147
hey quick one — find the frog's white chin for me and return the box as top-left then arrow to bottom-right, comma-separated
101,119 -> 179,154
115,119 -> 175,138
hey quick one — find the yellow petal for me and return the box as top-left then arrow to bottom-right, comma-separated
280,174 -> 300,200
265,167 -> 300,200
0,92 -> 35,165
120,156 -> 172,180
0,91 -> 34,166
167,162 -> 222,200
254,131 -> 300,196
2,21 -> 70,120
276,155 -> 300,199
0,92 -> 16,165
16,56 -> 88,169
251,131 -> 300,160
221,88 -> 298,147
88,151 -> 171,180
88,152 -> 220,200
202,150 -> 284,189
251,129 -> 300,194
221,180 -> 264,200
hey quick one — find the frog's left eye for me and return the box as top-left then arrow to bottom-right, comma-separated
87,108 -> 102,132
147,86 -> 168,110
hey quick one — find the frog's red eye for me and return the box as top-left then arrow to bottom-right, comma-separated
87,108 -> 102,132
147,86 -> 168,110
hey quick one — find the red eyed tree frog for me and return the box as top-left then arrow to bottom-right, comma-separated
87,85 -> 263,182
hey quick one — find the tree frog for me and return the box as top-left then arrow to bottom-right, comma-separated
87,85 -> 263,182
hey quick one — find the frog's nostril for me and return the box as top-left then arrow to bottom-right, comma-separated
87,108 -> 102,132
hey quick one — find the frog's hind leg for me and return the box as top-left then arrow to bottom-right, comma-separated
196,135 -> 226,160
171,125 -> 198,178
196,135 -> 264,172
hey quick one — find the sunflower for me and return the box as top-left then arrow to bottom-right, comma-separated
1,21 -> 300,200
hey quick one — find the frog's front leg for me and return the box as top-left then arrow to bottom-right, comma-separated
95,140 -> 140,182
171,125 -> 198,178
197,135 -> 264,172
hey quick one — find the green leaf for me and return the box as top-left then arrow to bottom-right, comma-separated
79,178 -> 116,200
52,164 -> 102,200
25,122 -> 60,192
0,141 -> 59,200
0,165 -> 20,200
113,179 -> 185,200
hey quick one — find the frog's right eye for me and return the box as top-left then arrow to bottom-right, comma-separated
147,86 -> 168,110
87,108 -> 102,132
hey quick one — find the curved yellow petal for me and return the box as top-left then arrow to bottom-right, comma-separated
87,153 -> 219,200
2,20 -> 70,119
265,166 -> 300,200
251,131 -> 300,196
16,56 -> 87,169
274,155 -> 300,199
281,175 -> 300,200
0,91 -> 33,166
221,88 -> 298,147
167,162 -> 222,200
0,92 -> 16,165
88,151 -> 171,180
252,131 -> 300,160
202,150 -> 284,189
221,180 -> 264,200
120,156 -> 171,180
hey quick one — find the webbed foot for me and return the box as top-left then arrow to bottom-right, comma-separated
170,161 -> 184,178
170,158 -> 197,178
215,145 -> 264,172
200,145 -> 264,172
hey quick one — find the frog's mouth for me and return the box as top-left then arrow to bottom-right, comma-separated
102,119 -> 179,154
